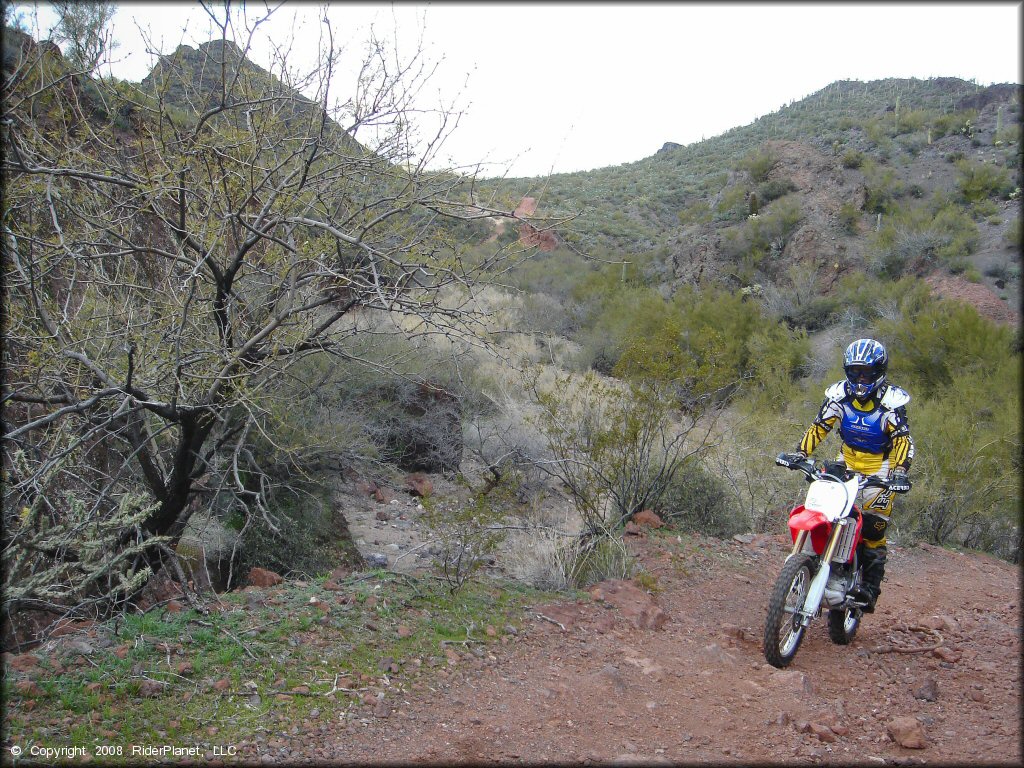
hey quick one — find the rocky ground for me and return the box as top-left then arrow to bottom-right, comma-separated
316,494 -> 1022,766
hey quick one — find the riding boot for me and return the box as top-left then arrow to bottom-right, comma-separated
858,545 -> 887,613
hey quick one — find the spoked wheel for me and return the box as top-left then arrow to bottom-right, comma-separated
827,605 -> 862,644
764,553 -> 816,668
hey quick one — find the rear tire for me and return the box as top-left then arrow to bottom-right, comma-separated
828,556 -> 862,645
764,553 -> 816,668
827,606 -> 861,644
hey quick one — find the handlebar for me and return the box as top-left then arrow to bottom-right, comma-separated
775,452 -> 896,491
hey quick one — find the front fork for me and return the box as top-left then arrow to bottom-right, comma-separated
786,524 -> 847,625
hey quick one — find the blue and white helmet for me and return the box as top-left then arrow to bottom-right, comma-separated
843,338 -> 888,400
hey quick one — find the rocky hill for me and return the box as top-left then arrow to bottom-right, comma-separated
482,77 -> 1022,325
127,44 -> 1024,313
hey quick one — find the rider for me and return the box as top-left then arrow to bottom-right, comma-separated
781,338 -> 913,613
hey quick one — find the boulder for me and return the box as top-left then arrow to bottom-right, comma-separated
247,567 -> 283,588
633,510 -> 664,529
404,473 -> 433,497
886,716 -> 927,749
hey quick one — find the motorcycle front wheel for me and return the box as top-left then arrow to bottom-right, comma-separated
764,553 -> 816,668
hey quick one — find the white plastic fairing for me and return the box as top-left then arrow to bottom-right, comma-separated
803,478 -> 858,521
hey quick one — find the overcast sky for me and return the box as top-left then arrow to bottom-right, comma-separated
13,2 -> 1023,177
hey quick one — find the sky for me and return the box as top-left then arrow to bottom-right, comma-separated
11,2 -> 1023,178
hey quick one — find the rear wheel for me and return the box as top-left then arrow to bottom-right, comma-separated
827,606 -> 861,644
764,553 -> 816,668
828,558 -> 862,645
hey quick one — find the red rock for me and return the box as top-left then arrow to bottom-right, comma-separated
887,716 -> 927,748
247,567 -> 283,587
373,487 -> 396,504
165,600 -> 184,613
7,653 -> 40,671
623,521 -> 643,536
212,678 -> 231,691
15,680 -> 41,696
809,723 -> 837,742
633,510 -> 664,528
51,619 -> 95,637
139,679 -> 165,698
404,473 -> 433,497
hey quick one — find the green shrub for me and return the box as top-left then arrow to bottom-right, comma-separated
228,485 -> 351,584
892,356 -> 1020,557
1005,218 -> 1022,249
863,116 -> 893,148
714,184 -> 750,222
931,111 -> 977,140
838,202 -> 861,233
867,196 -> 980,276
878,297 -> 1017,398
658,463 -> 745,537
833,274 -> 932,322
784,296 -> 842,331
862,158 -> 905,214
722,194 -> 804,274
993,126 -> 1020,146
757,177 -> 798,204
896,133 -> 927,157
575,284 -> 673,373
560,536 -> 637,588
956,159 -> 1014,203
968,198 -> 1000,219
738,147 -> 778,183
895,109 -> 929,135
678,200 -> 712,226
841,149 -> 864,169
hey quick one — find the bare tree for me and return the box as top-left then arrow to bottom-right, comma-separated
528,369 -> 718,545
49,0 -> 118,73
1,5 -> 568,628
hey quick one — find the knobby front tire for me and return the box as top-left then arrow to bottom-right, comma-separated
764,553 -> 816,668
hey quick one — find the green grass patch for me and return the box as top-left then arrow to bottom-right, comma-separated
3,573 -> 559,763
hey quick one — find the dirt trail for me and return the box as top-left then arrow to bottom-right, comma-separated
321,532 -> 1020,766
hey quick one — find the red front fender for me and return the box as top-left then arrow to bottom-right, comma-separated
788,505 -> 832,555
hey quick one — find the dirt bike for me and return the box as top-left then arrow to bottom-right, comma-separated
763,453 -> 898,669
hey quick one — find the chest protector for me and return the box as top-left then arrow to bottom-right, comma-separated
824,381 -> 909,455
838,400 -> 890,453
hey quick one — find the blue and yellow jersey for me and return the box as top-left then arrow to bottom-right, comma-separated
798,381 -> 914,477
